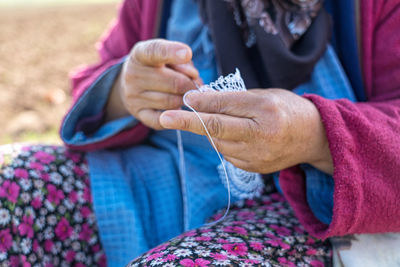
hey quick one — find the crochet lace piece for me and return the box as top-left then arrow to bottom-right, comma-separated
196,68 -> 247,92
218,159 -> 263,199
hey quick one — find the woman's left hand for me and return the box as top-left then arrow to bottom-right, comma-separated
160,89 -> 333,174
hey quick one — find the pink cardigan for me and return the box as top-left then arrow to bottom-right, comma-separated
63,0 -> 400,239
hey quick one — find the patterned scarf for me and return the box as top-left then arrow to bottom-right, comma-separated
197,0 -> 331,89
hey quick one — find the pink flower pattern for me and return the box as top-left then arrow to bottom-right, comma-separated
14,168 -> 29,179
1,145 -> 332,267
31,196 -> 42,209
33,151 -> 55,164
129,182 -> 331,266
18,215 -> 34,238
0,180 -> 20,203
55,218 -> 73,241
180,258 -> 210,267
0,229 -> 12,252
0,145 -> 106,266
47,184 -> 65,205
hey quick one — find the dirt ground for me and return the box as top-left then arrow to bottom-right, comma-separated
0,3 -> 118,144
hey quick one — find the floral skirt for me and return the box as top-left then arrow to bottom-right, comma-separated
128,185 -> 332,267
0,144 -> 332,266
0,144 -> 106,267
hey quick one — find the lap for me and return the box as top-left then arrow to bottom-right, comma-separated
0,144 -> 333,266
0,144 -> 106,266
128,183 -> 332,267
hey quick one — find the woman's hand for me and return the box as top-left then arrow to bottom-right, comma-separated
159,89 -> 333,174
105,39 -> 201,130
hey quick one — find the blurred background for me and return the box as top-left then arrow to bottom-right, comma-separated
0,0 -> 119,144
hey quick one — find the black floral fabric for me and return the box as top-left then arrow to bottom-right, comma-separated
128,183 -> 332,267
0,144 -> 106,267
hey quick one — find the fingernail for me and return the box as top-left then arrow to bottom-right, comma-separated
176,49 -> 188,60
160,113 -> 175,128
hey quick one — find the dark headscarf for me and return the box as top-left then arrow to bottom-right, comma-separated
197,0 -> 331,90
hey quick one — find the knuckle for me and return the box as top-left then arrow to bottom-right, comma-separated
262,93 -> 281,113
144,41 -> 158,62
260,94 -> 288,134
150,120 -> 163,130
134,40 -> 159,63
179,116 -> 192,131
126,103 -> 138,117
164,94 -> 174,108
148,40 -> 167,62
124,70 -> 138,86
130,71 -> 141,85
270,107 -> 289,136
245,120 -> 258,140
139,110 -> 161,130
132,40 -> 146,61
172,77 -> 183,94
127,89 -> 140,100
158,43 -> 169,61
124,82 -> 141,98
165,95 -> 181,109
211,97 -> 224,113
206,116 -> 223,137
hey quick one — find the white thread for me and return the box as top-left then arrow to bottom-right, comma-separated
176,129 -> 190,230
181,99 -> 231,226
177,69 -> 253,227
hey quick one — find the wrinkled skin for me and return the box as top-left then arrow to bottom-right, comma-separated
106,39 -> 333,175
160,89 -> 333,175
106,39 -> 202,129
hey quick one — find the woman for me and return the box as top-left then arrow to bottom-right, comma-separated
1,0 -> 399,266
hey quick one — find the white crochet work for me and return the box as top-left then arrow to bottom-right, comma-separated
218,159 -> 264,199
196,68 -> 247,92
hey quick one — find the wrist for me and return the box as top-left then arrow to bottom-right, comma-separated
105,68 -> 130,122
304,99 -> 334,175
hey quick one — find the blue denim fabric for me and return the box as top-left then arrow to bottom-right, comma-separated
60,57 -> 137,146
325,0 -> 366,101
303,164 -> 335,225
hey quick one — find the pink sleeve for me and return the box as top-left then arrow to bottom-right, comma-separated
279,1 -> 400,239
62,0 -> 159,151
280,97 -> 400,239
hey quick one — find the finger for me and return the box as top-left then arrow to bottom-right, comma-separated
137,109 -> 164,130
133,39 -> 192,66
159,110 -> 254,141
140,91 -> 183,110
126,64 -> 197,95
167,62 -> 199,80
184,91 -> 259,118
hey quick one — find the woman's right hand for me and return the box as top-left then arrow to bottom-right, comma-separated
105,39 -> 201,130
